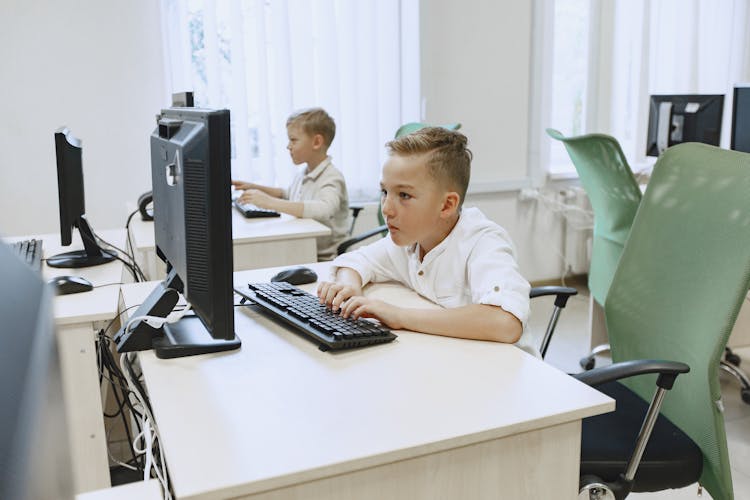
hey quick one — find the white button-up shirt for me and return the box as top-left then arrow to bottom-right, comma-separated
283,157 -> 350,261
331,207 -> 531,326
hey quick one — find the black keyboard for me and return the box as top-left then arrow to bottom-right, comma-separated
233,200 -> 281,218
239,281 -> 397,351
11,239 -> 43,271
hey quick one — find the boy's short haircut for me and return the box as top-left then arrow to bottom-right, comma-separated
286,108 -> 336,148
386,127 -> 472,206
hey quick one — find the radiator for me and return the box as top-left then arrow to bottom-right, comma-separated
560,186 -> 593,275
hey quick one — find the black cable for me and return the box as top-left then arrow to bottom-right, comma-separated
94,282 -> 125,289
94,306 -> 147,471
96,230 -> 146,282
124,209 -> 148,282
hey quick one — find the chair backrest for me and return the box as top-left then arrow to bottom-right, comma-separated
546,129 -> 642,304
604,143 -> 750,500
394,122 -> 462,139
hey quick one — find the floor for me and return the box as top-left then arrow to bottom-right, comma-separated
525,288 -> 750,500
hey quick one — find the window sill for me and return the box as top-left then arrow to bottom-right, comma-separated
547,170 -> 580,181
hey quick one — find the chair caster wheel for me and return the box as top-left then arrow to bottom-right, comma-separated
726,352 -> 741,366
741,389 -> 750,405
580,356 -> 596,371
579,480 -> 616,500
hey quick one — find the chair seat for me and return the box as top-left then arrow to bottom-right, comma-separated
581,381 -> 703,492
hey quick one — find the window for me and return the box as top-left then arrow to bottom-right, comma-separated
541,0 -> 750,177
160,0 -> 420,200
547,0 -> 592,175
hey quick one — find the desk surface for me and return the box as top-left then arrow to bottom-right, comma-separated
129,210 -> 331,251
122,263 -> 613,499
6,229 -> 126,325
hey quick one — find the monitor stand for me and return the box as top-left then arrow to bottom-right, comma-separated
46,215 -> 117,268
114,268 -> 241,358
153,316 -> 241,359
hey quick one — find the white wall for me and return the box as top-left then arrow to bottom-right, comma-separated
419,0 -> 571,282
0,0 -> 166,236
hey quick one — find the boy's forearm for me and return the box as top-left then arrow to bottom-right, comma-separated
257,185 -> 285,198
266,198 -> 304,218
335,267 -> 363,293
395,304 -> 522,344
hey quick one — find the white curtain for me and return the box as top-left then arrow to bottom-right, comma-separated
607,0 -> 750,162
160,0 -> 419,200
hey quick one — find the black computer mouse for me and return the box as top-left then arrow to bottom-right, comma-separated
49,275 -> 94,295
270,266 -> 318,286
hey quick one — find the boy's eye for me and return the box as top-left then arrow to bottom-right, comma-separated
399,192 -> 412,200
380,189 -> 387,197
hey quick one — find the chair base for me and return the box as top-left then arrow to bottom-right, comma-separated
581,381 -> 702,493
580,343 -> 611,370
720,360 -> 750,405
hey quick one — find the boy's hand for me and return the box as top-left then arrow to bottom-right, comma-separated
239,189 -> 273,208
338,297 -> 404,330
231,180 -> 253,191
317,281 -> 363,311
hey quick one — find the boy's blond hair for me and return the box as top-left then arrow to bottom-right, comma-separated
286,108 -> 336,148
386,127 -> 472,206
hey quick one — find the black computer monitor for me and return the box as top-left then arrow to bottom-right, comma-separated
0,243 -> 74,499
731,85 -> 750,153
47,127 -> 116,268
646,94 -> 725,157
114,107 -> 240,358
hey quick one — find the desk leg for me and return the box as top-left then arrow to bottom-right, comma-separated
57,323 -> 110,493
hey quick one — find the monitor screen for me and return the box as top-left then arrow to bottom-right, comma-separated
48,127 -> 116,268
115,107 -> 240,358
731,85 -> 750,153
645,94 -> 724,157
0,242 -> 74,499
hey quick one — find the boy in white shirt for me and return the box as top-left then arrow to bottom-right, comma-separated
317,127 -> 530,343
232,108 -> 350,261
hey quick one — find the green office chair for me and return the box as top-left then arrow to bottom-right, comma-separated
338,122 -> 462,254
572,143 -> 750,499
546,129 -> 642,370
547,129 -> 750,404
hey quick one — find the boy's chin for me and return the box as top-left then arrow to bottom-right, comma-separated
388,231 -> 414,247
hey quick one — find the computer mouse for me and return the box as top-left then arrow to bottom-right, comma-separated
49,275 -> 94,295
270,266 -> 318,286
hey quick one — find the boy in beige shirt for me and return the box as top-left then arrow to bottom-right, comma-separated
232,108 -> 350,260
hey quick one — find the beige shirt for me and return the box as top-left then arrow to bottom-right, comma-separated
283,157 -> 350,260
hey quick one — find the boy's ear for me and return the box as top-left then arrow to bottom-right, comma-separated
311,133 -> 325,150
440,191 -> 461,218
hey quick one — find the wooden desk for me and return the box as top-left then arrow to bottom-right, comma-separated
8,229 -> 127,494
120,263 -> 613,500
128,210 -> 331,280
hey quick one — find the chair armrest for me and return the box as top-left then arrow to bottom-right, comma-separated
572,359 -> 690,390
337,224 -> 388,255
529,286 -> 578,308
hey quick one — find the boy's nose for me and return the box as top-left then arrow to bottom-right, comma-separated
381,195 -> 395,217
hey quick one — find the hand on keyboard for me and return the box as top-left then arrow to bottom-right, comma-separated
334,295 -> 404,330
317,281 -> 364,312
241,282 -> 397,351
